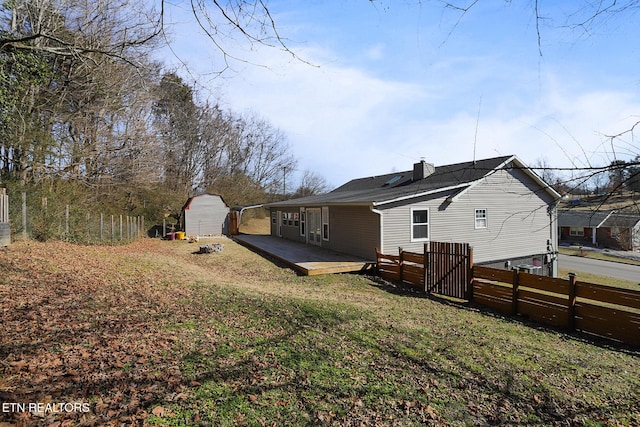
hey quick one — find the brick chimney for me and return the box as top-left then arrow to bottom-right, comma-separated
413,160 -> 435,181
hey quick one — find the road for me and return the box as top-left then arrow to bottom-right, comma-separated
558,254 -> 640,283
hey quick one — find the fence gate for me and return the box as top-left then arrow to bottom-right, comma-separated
425,242 -> 473,299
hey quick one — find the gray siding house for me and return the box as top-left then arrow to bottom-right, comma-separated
267,155 -> 561,275
182,193 -> 230,236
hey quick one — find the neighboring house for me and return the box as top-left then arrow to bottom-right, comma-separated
182,193 -> 230,236
266,155 -> 561,276
558,209 -> 640,251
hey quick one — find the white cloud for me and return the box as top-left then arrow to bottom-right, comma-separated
213,46 -> 432,186
365,43 -> 385,61
160,4 -> 640,189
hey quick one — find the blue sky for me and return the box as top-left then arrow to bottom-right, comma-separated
159,1 -> 640,188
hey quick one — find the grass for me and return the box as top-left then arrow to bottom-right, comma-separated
558,267 -> 638,290
1,238 -> 639,426
559,246 -> 640,266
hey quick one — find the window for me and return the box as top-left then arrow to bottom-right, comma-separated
411,208 -> 429,241
322,206 -> 329,240
300,208 -> 306,236
475,209 -> 487,229
384,175 -> 403,186
271,212 -> 276,224
569,227 -> 584,237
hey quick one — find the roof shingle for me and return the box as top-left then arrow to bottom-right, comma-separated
269,155 -> 516,207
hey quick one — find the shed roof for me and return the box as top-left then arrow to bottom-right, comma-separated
268,155 -> 559,208
182,193 -> 229,211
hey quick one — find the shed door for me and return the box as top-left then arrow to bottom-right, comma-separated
307,208 -> 321,246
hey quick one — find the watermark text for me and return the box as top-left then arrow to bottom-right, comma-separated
2,402 -> 90,414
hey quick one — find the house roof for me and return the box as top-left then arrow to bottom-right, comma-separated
268,155 -> 560,208
557,210 -> 613,228
558,209 -> 640,229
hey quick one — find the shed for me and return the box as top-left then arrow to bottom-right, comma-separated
182,193 -> 230,236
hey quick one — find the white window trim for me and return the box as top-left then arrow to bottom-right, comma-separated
322,206 -> 329,241
410,207 -> 429,242
475,208 -> 488,229
299,208 -> 306,236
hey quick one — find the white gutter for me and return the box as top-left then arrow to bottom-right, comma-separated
238,204 -> 264,225
591,210 -> 616,246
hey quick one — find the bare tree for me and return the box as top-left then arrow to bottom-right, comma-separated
0,0 -> 162,62
293,170 -> 331,198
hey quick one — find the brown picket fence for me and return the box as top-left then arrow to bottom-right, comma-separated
376,242 -> 473,298
473,266 -> 640,347
377,243 -> 640,347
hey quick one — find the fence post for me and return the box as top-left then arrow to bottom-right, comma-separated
423,243 -> 428,293
398,248 -> 404,285
568,273 -> 577,331
512,268 -> 520,316
466,247 -> 474,300
22,192 -> 27,240
65,205 -> 70,237
111,215 -> 115,242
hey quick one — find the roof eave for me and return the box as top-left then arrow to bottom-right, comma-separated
510,155 -> 562,201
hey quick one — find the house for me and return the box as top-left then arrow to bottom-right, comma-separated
558,209 -> 640,251
181,193 -> 230,236
266,155 -> 561,276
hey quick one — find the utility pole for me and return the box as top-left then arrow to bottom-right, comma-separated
283,166 -> 287,196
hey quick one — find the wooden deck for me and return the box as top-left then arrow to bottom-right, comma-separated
233,234 -> 375,276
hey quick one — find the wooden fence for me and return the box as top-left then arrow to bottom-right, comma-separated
473,266 -> 640,347
376,242 -> 473,299
376,243 -> 640,347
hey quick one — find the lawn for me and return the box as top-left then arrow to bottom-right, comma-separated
559,246 -> 640,267
1,238 -> 639,426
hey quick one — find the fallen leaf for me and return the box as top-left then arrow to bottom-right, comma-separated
426,405 -> 438,419
152,406 -> 166,417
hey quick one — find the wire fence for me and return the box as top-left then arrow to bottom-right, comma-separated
3,190 -> 144,244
